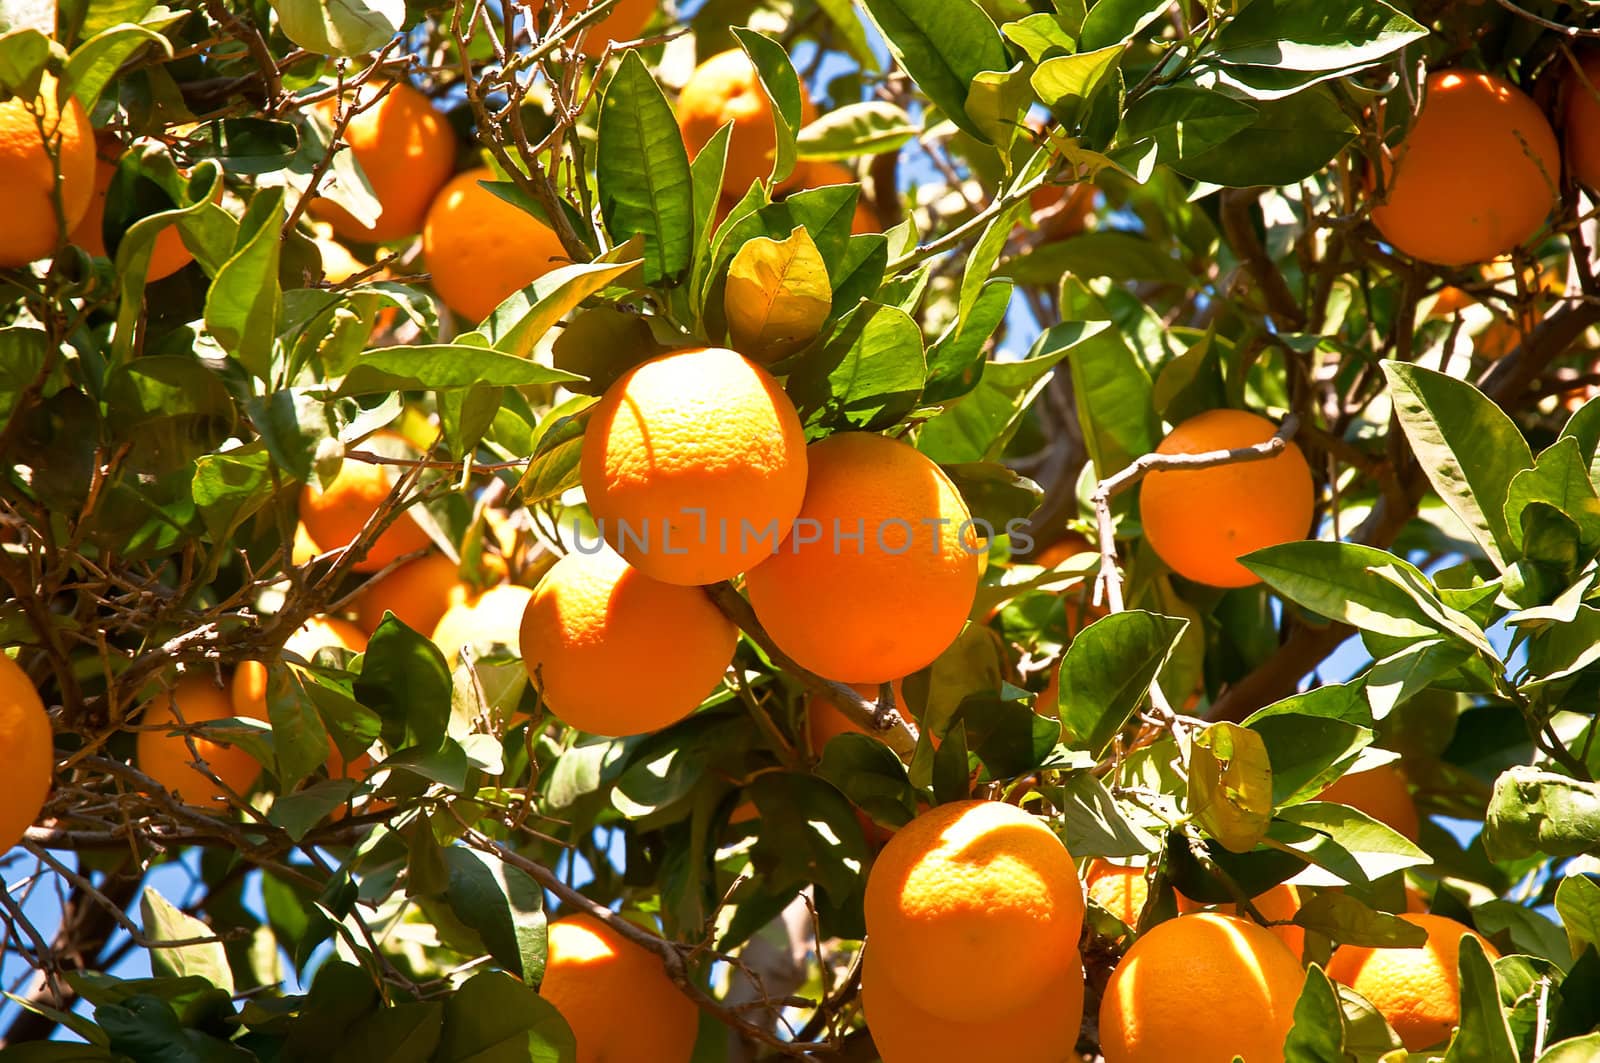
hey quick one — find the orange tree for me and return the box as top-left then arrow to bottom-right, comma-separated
4,0 -> 1600,1060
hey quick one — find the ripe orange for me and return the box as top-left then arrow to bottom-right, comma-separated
69,148 -> 194,281
355,553 -> 470,635
1317,762 -> 1421,843
676,49 -> 815,197
1178,881 -> 1306,959
1139,409 -> 1314,588
0,74 -> 96,268
231,615 -> 369,720
1372,70 -> 1559,266
298,430 -> 432,573
422,166 -> 568,322
431,583 -> 533,666
0,653 -> 54,853
565,0 -> 655,58
862,950 -> 1084,1062
1099,912 -> 1305,1063
519,546 -> 738,736
580,346 -> 808,586
1085,859 -> 1150,927
311,81 -> 455,244
1564,53 -> 1600,189
539,914 -> 698,1063
1326,913 -> 1500,1051
744,432 -> 985,684
138,674 -> 265,808
1029,181 -> 1096,239
291,522 -> 320,566
863,800 -> 1084,1022
801,160 -> 877,234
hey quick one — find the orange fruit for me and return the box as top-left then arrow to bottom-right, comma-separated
0,73 -> 96,268
519,546 -> 738,736
1139,409 -> 1314,588
298,430 -> 432,573
137,674 -> 265,808
69,148 -> 196,281
744,432 -> 985,684
676,49 -> 815,197
356,553 -> 471,635
580,346 -> 808,585
311,81 -> 455,244
801,160 -> 877,234
0,654 -> 54,853
422,166 -> 568,322
1317,762 -> 1421,843
566,0 -> 656,58
1563,52 -> 1600,190
1029,181 -> 1096,239
1100,912 -> 1305,1063
1430,284 -> 1474,317
1178,881 -> 1306,959
1372,70 -> 1558,266
863,800 -> 1084,1022
291,522 -> 320,566
231,615 -> 370,720
1085,859 -> 1150,927
539,914 -> 698,1063
431,583 -> 533,665
1326,913 -> 1500,1051
862,950 -> 1084,1063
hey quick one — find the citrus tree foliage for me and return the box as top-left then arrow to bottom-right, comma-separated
2,0 -> 1600,1060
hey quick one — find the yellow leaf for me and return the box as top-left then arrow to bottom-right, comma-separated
1188,722 -> 1273,854
724,225 -> 832,362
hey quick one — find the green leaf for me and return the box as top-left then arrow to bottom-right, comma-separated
815,733 -> 919,830
268,780 -> 356,842
1382,361 -> 1534,571
725,225 -> 832,361
1444,934 -> 1519,1063
1555,874 -> 1600,960
1539,1034 -> 1600,1063
353,615 -> 452,754
482,256 -> 644,360
1190,721 -> 1274,854
952,690 -> 1060,778
816,0 -> 880,72
932,720 -> 972,804
1119,85 -> 1259,169
1030,45 -> 1122,127
186,117 -> 300,175
0,28 -> 54,97
1292,890 -> 1428,948
748,773 -> 871,902
797,101 -> 916,159
205,186 -> 284,380
1000,229 -> 1191,287
1079,0 -> 1170,50
1275,802 -> 1431,881
270,0 -> 402,57
924,279 -> 1012,404
337,345 -> 583,395
1283,964 -> 1344,1063
0,327 -> 46,426
1505,436 -> 1600,557
858,0 -> 1010,144
960,197 -> 1029,322
1211,0 -> 1428,72
732,28 -> 804,188
140,889 -> 234,995
435,971 -> 576,1063
64,23 -> 170,112
1058,610 -> 1188,756
918,320 -> 1111,464
1172,86 -> 1357,187
1483,767 -> 1600,861
1001,14 -> 1075,64
1243,540 -> 1455,640
967,62 -> 1032,159
787,301 -> 925,433
596,51 -> 693,286
1053,772 -> 1159,858
1249,711 -> 1373,805
438,847 -> 547,984
266,664 -> 333,788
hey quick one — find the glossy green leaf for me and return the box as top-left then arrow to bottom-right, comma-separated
597,51 -> 693,285
438,847 -> 547,984
1079,0 -> 1172,50
1283,964 -> 1344,1063
1444,934 -> 1518,1063
1556,873 -> 1600,960
353,615 -> 452,754
797,101 -> 916,159
204,186 -> 284,380
64,22 -> 169,112
337,345 -> 582,395
1058,610 -> 1187,756
140,889 -> 234,996
435,970 -> 576,1063
858,0 -> 1010,143
1173,87 -> 1357,187
732,28 -> 804,187
787,301 -> 925,433
1483,767 -> 1600,861
1211,0 -> 1428,72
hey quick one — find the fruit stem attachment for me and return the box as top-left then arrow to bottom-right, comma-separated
703,581 -> 919,757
